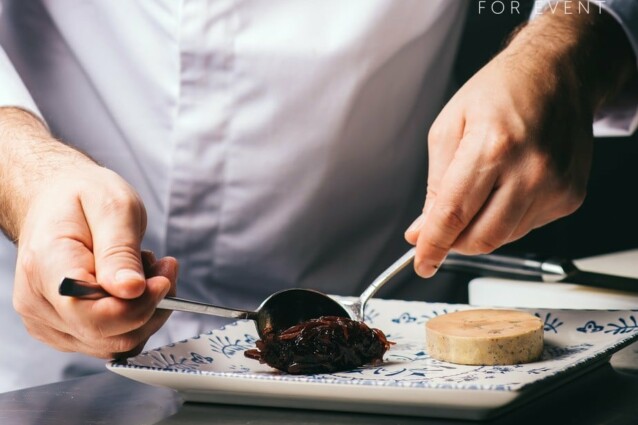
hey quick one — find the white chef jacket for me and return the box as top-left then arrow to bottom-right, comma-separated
0,0 -> 467,391
0,1 -> 636,393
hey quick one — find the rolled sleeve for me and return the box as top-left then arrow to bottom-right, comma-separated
0,45 -> 43,119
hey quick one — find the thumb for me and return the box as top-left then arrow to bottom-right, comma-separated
83,191 -> 147,299
405,116 -> 460,245
404,192 -> 435,245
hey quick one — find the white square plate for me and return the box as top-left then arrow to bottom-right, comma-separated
107,299 -> 638,420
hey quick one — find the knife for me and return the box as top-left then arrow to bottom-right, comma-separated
441,252 -> 638,293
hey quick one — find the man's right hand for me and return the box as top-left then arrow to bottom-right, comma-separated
1,107 -> 176,358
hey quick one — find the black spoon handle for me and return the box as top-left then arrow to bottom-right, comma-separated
58,277 -> 257,320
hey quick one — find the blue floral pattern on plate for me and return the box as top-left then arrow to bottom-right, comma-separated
108,299 -> 638,392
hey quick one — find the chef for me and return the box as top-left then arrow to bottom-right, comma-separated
0,0 -> 636,392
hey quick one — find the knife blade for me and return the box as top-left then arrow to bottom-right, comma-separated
441,252 -> 638,293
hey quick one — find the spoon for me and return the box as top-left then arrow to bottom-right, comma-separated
58,248 -> 416,338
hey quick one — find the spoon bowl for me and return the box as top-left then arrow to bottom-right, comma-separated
59,248 -> 416,338
255,288 -> 351,336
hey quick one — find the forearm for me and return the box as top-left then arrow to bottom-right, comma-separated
504,5 -> 636,113
0,107 -> 95,241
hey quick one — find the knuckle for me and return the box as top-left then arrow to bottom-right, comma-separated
435,204 -> 468,234
535,174 -> 587,219
559,187 -> 586,216
123,310 -> 153,333
570,186 -> 587,209
16,248 -> 38,282
12,279 -> 38,319
77,326 -> 142,355
425,186 -> 438,203
23,322 -> 74,354
428,121 -> 445,144
422,237 -> 448,257
453,232 -> 501,255
100,189 -> 140,217
483,130 -> 516,162
471,237 -> 499,254
521,156 -> 552,191
414,240 -> 448,273
110,334 -> 144,354
98,242 -> 140,263
80,310 -> 111,340
12,294 -> 29,317
75,323 -> 104,342
22,321 -> 46,341
451,243 -> 473,255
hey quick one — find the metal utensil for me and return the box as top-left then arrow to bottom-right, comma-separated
441,252 -> 638,293
345,247 -> 416,319
58,248 -> 416,337
58,280 -> 349,339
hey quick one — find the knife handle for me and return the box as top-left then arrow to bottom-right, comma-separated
441,252 -> 571,282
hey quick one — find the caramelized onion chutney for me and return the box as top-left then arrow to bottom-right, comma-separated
244,316 -> 393,374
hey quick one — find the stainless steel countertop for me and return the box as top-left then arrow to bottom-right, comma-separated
2,363 -> 638,425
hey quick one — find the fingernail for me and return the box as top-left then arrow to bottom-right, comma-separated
406,214 -> 425,233
115,269 -> 145,284
416,262 -> 434,278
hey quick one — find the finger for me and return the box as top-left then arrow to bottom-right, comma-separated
405,211 -> 427,245
118,301 -> 174,355
104,258 -> 179,353
94,305 -> 171,357
22,313 -> 123,358
452,182 -> 532,254
22,320 -> 84,353
426,110 -> 466,191
155,257 -> 178,298
414,140 -> 498,277
81,184 -> 147,299
106,312 -> 171,359
70,274 -> 170,338
15,237 -> 96,335
405,185 -> 441,245
24,318 -> 155,359
405,114 -> 464,245
67,257 -> 176,341
141,250 -> 157,276
21,319 -> 115,358
88,289 -> 172,357
145,256 -> 178,300
146,256 -> 178,282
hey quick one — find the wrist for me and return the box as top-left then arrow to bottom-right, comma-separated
503,4 -> 636,113
0,107 -> 97,241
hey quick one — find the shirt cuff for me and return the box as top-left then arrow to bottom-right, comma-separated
592,83 -> 638,137
596,0 -> 638,137
0,45 -> 43,120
